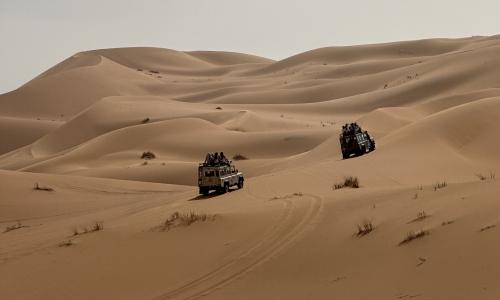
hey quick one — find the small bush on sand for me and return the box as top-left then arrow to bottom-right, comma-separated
477,172 -> 496,181
72,222 -> 104,236
58,240 -> 74,247
141,151 -> 156,160
409,211 -> 428,223
141,117 -> 150,124
34,183 -> 54,192
433,181 -> 447,191
160,211 -> 216,231
233,153 -> 248,160
441,220 -> 454,226
149,70 -> 159,74
480,224 -> 496,232
333,176 -> 359,190
476,173 -> 487,181
356,219 -> 374,237
216,106 -> 223,110
4,222 -> 27,233
399,229 -> 429,245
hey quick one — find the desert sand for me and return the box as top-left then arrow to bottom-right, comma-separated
1,36 -> 500,299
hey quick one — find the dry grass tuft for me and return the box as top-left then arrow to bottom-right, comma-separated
441,220 -> 454,226
141,151 -> 156,160
271,192 -> 303,200
356,219 -> 374,237
34,183 -> 54,192
160,211 -> 216,231
232,153 -> 248,160
433,181 -> 447,191
477,172 -> 496,181
333,176 -> 359,190
476,173 -> 487,181
4,221 -> 27,233
399,229 -> 429,245
480,224 -> 496,232
72,222 -> 104,236
58,240 -> 75,247
409,211 -> 428,223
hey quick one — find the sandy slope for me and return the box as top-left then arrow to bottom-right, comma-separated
1,36 -> 500,299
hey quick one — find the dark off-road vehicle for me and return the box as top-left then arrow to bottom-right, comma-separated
339,123 -> 375,159
198,152 -> 244,195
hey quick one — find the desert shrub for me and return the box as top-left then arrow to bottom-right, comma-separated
141,117 -> 150,124
333,176 -> 359,190
232,153 -> 248,160
356,219 -> 374,237
399,229 -> 429,245
141,151 -> 156,160
72,222 -> 103,236
58,240 -> 74,247
4,222 -> 26,233
91,221 -> 104,232
476,173 -> 487,181
409,211 -> 428,223
441,220 -> 454,226
480,224 -> 496,232
216,106 -> 223,110
34,183 -> 54,192
160,211 -> 215,231
150,70 -> 159,74
433,181 -> 447,191
477,172 -> 496,180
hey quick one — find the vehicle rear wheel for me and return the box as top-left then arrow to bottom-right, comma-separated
342,152 -> 349,159
358,146 -> 366,156
237,179 -> 244,189
200,187 -> 209,196
223,184 -> 229,193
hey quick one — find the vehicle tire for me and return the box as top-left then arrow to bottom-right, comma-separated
200,187 -> 209,196
358,146 -> 366,156
237,179 -> 244,189
342,152 -> 349,159
223,184 -> 229,194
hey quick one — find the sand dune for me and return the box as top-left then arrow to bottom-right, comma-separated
1,36 -> 500,299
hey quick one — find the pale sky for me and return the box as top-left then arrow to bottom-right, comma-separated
1,0 -> 499,93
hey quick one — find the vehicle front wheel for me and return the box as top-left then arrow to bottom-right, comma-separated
223,184 -> 229,193
237,179 -> 244,189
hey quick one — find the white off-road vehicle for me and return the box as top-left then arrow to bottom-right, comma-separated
198,152 -> 244,195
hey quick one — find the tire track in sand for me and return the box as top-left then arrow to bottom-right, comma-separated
153,185 -> 323,300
